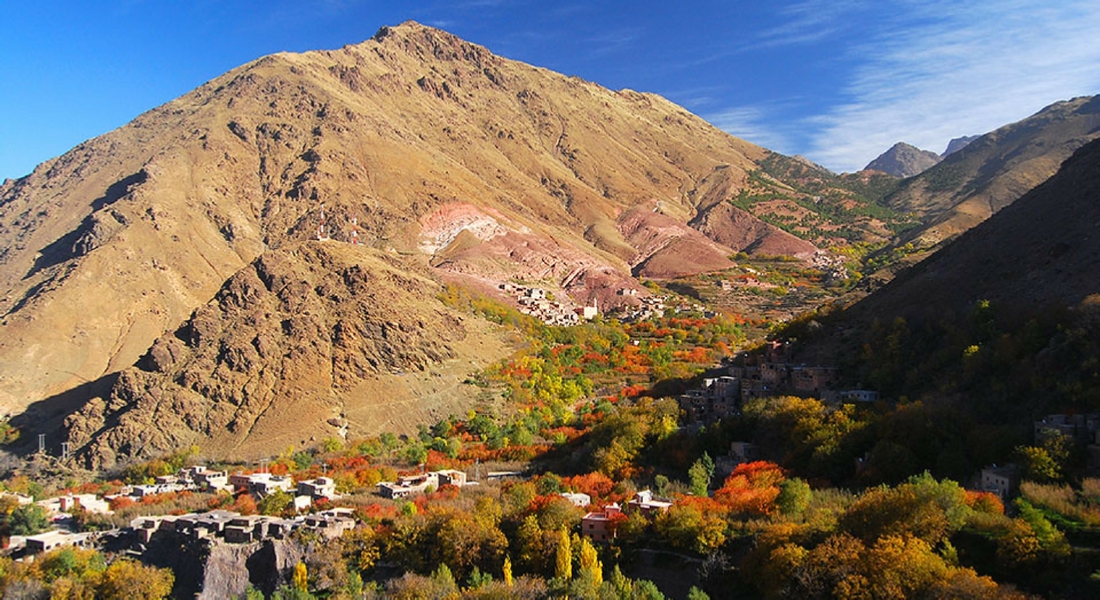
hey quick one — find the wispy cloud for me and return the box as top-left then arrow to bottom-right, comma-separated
705,106 -> 793,153
806,0 -> 1100,172
665,85 -> 729,110
584,28 -> 643,58
753,0 -> 868,50
671,0 -> 868,72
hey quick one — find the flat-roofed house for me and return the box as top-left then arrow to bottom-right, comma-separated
25,530 -> 92,554
581,503 -> 622,543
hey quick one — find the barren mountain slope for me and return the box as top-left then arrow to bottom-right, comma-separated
883,95 -> 1100,249
0,22 -> 803,461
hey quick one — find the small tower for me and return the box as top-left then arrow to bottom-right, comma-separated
582,297 -> 598,320
349,217 -> 360,245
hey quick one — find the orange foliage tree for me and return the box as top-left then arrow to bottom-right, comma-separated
714,461 -> 786,516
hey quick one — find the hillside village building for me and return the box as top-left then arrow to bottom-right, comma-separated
297,477 -> 338,501
377,469 -> 468,499
230,472 -> 294,497
223,515 -> 296,544
980,465 -> 1021,500
679,376 -> 740,423
715,441 -> 761,480
560,492 -> 591,507
626,490 -> 673,517
24,530 -> 93,555
1034,413 -> 1100,444
581,503 -> 622,543
0,492 -> 33,506
37,493 -> 112,516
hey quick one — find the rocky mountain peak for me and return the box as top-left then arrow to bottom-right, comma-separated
943,135 -> 979,157
864,142 -> 942,178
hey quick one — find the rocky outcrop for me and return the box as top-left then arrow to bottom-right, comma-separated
617,207 -> 737,278
62,243 -> 498,466
142,531 -> 303,599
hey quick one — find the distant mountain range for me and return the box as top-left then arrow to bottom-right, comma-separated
854,137 -> 1100,321
881,95 -> 1100,252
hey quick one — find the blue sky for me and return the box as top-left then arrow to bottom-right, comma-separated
2,1 -> 1098,179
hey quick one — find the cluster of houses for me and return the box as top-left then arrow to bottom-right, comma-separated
614,293 -> 669,323
126,466 -> 338,512
719,276 -> 779,291
1,465 -> 344,558
976,413 -> 1100,500
500,283 -> 598,326
679,341 -> 880,424
376,469 -> 469,499
131,507 -> 356,546
580,490 -> 674,543
810,251 -> 849,281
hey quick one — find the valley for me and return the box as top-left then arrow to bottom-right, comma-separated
1,19 -> 1098,600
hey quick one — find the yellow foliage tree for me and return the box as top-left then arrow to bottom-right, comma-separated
578,537 -> 602,586
96,559 -> 174,600
555,528 -> 572,581
503,555 -> 513,587
293,561 -> 308,592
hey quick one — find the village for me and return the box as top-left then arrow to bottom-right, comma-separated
497,282 -> 678,326
7,400 -> 1096,567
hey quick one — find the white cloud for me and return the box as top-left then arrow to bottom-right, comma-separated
705,106 -> 792,153
806,0 -> 1100,172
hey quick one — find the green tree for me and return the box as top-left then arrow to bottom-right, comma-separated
776,478 -> 812,516
687,587 -> 711,600
654,474 -> 670,497
8,504 -> 48,536
689,459 -> 711,496
258,490 -> 294,516
429,563 -> 458,596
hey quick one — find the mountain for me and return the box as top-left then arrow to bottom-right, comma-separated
881,95 -> 1100,251
864,142 -> 942,178
851,137 -> 1100,322
942,135 -> 978,157
0,22 -> 848,465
